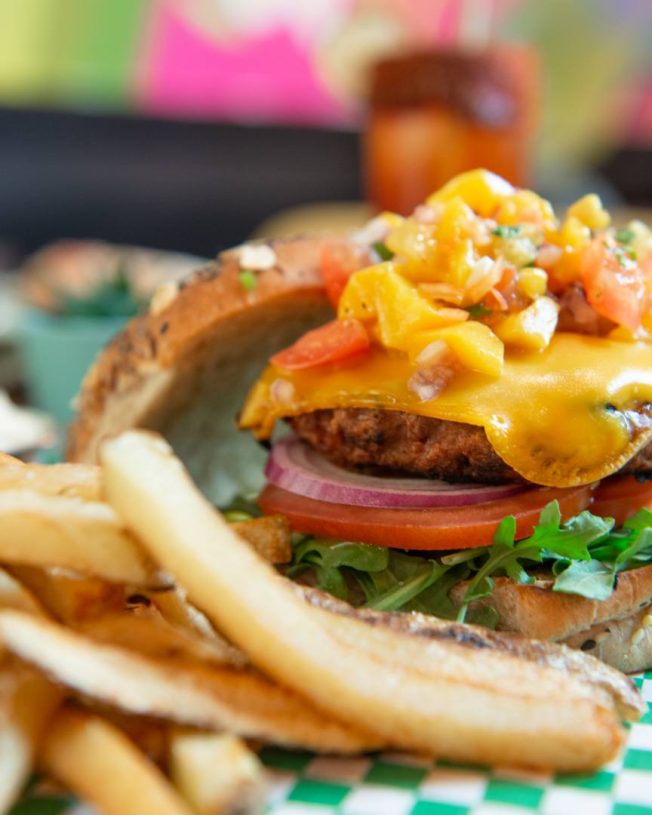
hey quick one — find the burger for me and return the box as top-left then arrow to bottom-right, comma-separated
68,170 -> 652,673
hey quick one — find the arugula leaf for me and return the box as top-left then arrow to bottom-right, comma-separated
553,559 -> 615,600
364,561 -> 443,611
284,499 -> 652,625
540,511 -> 613,561
321,542 -> 389,572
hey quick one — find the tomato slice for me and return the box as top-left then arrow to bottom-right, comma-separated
259,483 -> 592,551
580,239 -> 646,331
591,475 -> 652,526
270,319 -> 370,371
320,245 -> 367,307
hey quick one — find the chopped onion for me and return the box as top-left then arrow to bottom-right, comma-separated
270,379 -> 295,404
265,436 -> 528,509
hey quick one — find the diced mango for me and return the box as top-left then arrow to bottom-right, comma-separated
339,264 -> 466,350
447,239 -> 477,290
378,211 -> 404,229
427,169 -> 513,217
495,190 -> 557,231
374,270 -> 465,350
517,267 -> 548,299
495,296 -> 559,351
406,322 -> 504,378
434,198 -> 476,248
386,220 -> 436,260
567,194 -> 611,231
337,265 -> 385,322
548,246 -> 582,287
557,215 -> 592,250
498,236 -> 538,268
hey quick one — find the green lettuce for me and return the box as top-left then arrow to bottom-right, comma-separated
284,501 -> 652,625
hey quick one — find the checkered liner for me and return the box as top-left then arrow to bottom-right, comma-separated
261,672 -> 652,815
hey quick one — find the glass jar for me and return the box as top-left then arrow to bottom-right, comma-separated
365,45 -> 537,214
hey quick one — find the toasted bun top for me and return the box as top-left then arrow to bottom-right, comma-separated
67,237 -> 337,503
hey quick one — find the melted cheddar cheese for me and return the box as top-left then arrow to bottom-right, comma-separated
239,334 -> 652,488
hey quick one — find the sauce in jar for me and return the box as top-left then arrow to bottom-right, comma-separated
365,46 -> 537,214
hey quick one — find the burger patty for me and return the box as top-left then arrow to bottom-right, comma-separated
288,408 -> 652,485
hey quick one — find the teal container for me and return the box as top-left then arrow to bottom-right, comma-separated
16,309 -> 127,426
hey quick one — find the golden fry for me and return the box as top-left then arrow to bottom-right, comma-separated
0,491 -> 162,586
170,732 -> 267,815
9,566 -> 125,623
100,431 -> 633,772
150,590 -> 247,667
0,459 -> 101,501
76,606 -> 245,667
0,660 -> 61,813
0,610 -> 381,754
0,569 -> 47,617
41,708 -> 192,815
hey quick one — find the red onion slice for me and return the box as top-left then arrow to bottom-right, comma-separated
265,436 -> 529,509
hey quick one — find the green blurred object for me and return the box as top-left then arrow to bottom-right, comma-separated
500,0 -> 652,176
16,308 -> 126,426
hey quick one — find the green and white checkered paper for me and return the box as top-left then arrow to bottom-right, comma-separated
261,671 -> 652,815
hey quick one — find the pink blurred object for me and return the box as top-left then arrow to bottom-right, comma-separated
137,2 -> 346,124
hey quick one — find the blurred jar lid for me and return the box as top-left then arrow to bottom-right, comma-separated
369,47 -> 534,127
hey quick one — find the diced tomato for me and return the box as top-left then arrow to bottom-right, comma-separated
320,245 -> 368,307
259,483 -> 592,551
591,475 -> 652,526
580,239 -> 646,331
270,319 -> 371,371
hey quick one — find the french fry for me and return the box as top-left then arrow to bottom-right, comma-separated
76,607 -> 245,667
41,708 -> 193,815
0,569 -> 48,617
170,732 -> 267,815
0,491 -> 162,587
231,516 -> 292,564
100,431 -> 633,772
0,458 -> 101,501
0,660 -> 61,813
150,589 -> 247,667
9,566 -> 125,623
0,610 -> 381,753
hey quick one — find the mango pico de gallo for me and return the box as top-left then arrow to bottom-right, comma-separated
270,169 -> 652,399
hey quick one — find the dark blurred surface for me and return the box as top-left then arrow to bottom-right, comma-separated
0,106 -> 361,262
0,106 -> 650,266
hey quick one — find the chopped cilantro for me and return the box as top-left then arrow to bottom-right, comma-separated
372,241 -> 394,261
616,227 -> 635,244
492,225 -> 521,239
466,303 -> 493,318
238,269 -> 258,291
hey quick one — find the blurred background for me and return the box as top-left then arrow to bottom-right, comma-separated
0,0 -> 651,443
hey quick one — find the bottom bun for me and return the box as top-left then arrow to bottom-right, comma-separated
563,607 -> 652,674
450,565 -> 652,672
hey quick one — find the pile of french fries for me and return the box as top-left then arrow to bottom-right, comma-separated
0,433 -> 642,814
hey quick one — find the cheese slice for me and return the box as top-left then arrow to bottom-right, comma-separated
239,333 -> 652,487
